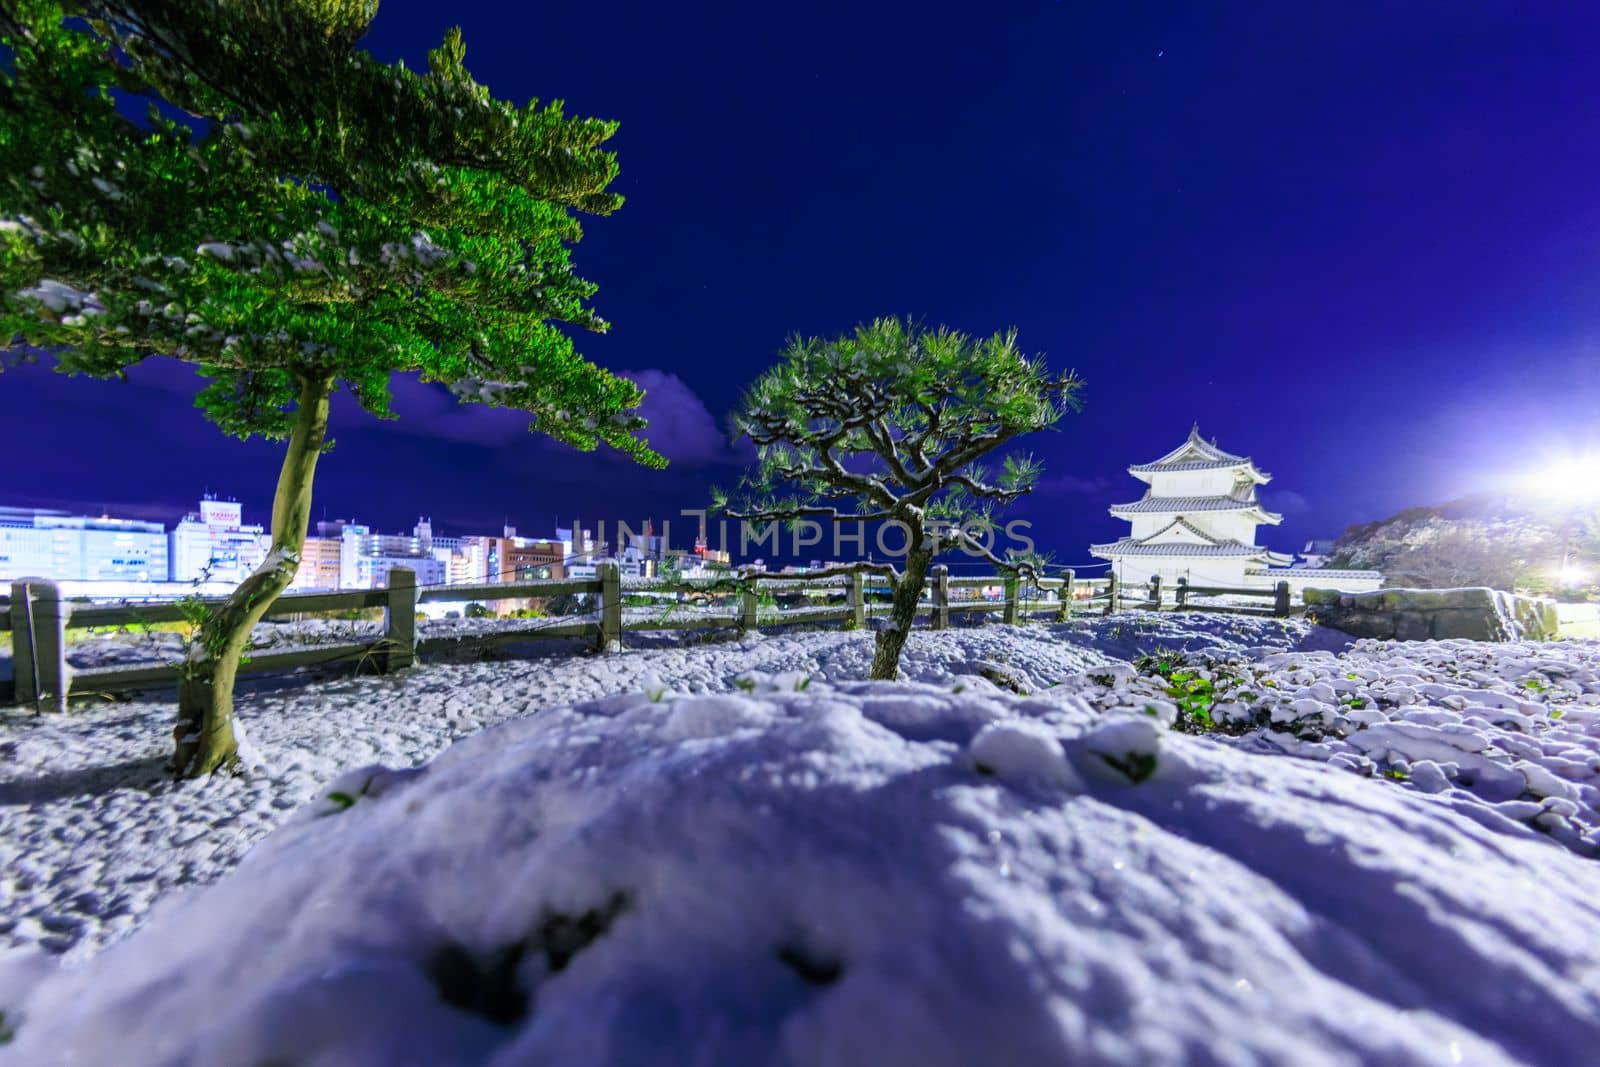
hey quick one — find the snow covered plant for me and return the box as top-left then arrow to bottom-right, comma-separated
715,318 -> 1083,679
0,2 -> 665,776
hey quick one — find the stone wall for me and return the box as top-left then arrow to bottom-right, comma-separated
1302,586 -> 1559,642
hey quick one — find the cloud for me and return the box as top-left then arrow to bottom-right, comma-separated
373,376 -> 535,448
1270,490 -> 1311,516
345,371 -> 748,467
621,369 -> 748,467
100,357 -> 750,470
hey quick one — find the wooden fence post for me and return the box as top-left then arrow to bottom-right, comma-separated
738,576 -> 760,633
1176,576 -> 1189,610
10,579 -> 66,712
383,567 -> 417,672
1147,575 -> 1162,611
9,580 -> 34,706
931,565 -> 950,630
1002,574 -> 1020,625
1103,573 -> 1118,615
847,572 -> 866,630
1057,569 -> 1074,622
599,560 -> 623,651
1274,580 -> 1292,618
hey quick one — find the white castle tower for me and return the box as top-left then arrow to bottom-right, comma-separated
1090,425 -> 1382,594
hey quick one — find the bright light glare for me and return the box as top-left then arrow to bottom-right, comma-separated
1555,562 -> 1591,587
1522,455 -> 1600,502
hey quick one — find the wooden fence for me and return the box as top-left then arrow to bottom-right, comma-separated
1,567 -> 1292,711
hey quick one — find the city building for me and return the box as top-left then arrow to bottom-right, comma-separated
556,522 -> 603,578
503,537 -> 565,581
0,506 -> 169,582
613,522 -> 673,578
315,519 -> 358,538
556,523 -> 600,565
472,532 -> 566,613
337,522 -> 445,589
288,536 -> 343,591
1091,426 -> 1383,595
448,535 -> 498,585
691,516 -> 732,566
412,519 -> 478,586
169,497 -> 269,583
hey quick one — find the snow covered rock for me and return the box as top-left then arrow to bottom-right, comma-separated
7,677 -> 1600,1066
1304,586 -> 1559,642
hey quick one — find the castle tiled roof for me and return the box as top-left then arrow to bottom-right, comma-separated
1108,495 -> 1282,523
1128,425 -> 1271,482
1129,459 -> 1250,473
1090,539 -> 1271,559
1090,516 -> 1274,560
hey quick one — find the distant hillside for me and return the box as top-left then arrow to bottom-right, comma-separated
1328,492 -> 1598,592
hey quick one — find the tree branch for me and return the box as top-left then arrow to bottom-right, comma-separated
719,504 -> 893,524
944,525 -> 1036,579
732,561 -> 900,583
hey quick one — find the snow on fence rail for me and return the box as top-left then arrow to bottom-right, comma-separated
0,568 -> 1292,709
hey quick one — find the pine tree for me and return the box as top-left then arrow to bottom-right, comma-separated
717,318 -> 1082,679
0,0 -> 664,775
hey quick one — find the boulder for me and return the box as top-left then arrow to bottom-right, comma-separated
1507,597 -> 1561,641
1306,586 -> 1555,644
1431,608 -> 1510,642
1394,613 -> 1432,641
1539,601 -> 1560,637
1372,587 -> 1495,613
1337,611 -> 1397,640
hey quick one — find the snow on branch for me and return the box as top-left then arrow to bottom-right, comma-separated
719,319 -> 1080,587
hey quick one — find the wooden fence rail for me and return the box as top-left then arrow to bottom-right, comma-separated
1171,577 -> 1292,618
1,566 -> 1295,709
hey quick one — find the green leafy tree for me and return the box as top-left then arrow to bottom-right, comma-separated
717,318 -> 1082,679
0,0 -> 663,775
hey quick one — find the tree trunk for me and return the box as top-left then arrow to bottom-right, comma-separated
172,371 -> 335,777
869,540 -> 933,681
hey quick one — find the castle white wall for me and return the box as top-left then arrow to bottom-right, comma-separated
1112,563 -> 1382,597
1146,470 -> 1241,496
1202,512 -> 1261,545
1127,515 -> 1206,541
1105,439 -> 1377,593
1112,557 -> 1254,590
1125,510 -> 1261,545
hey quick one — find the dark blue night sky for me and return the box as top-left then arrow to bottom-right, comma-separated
8,1 -> 1600,563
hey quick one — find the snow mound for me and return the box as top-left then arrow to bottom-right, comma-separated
1062,638 -> 1600,858
8,674 -> 1600,1065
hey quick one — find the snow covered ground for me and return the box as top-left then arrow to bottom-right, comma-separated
0,602 -> 1316,673
1,616 -> 1199,959
4,615 -> 1600,1064
0,612 -> 592,672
